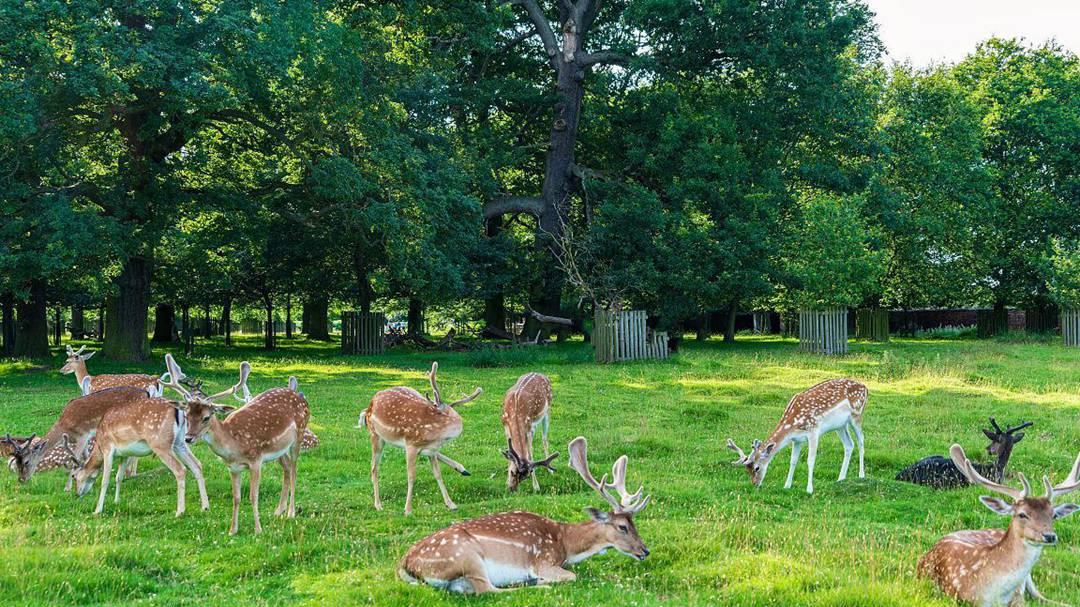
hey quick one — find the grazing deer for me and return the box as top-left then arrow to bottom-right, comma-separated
60,345 -> 166,396
398,436 -> 650,594
2,385 -> 156,487
727,378 -> 868,494
358,362 -> 481,515
897,419 -> 1032,489
166,355 -> 311,534
918,445 -> 1079,606
501,372 -> 555,491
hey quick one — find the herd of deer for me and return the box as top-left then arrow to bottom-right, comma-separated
2,349 -> 1078,604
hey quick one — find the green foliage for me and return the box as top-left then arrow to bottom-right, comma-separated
1046,238 -> 1080,309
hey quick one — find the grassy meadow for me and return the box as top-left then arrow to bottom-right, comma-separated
1,334 -> 1079,606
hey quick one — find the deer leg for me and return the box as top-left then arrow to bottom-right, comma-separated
806,432 -> 820,494
527,428 -> 540,491
153,446 -> 188,517
122,456 -> 138,479
94,449 -> 114,515
837,426 -> 854,481
536,566 -> 576,586
114,460 -> 124,503
435,453 -> 470,476
541,414 -> 552,460
275,458 -> 290,516
229,469 -> 242,535
370,435 -> 384,511
176,444 -> 209,511
850,421 -> 865,478
784,441 -> 802,489
429,454 -> 457,510
404,445 -> 419,516
1025,574 -> 1066,606
288,444 -> 299,518
249,462 -> 263,533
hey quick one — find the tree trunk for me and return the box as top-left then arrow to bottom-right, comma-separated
14,280 -> 49,358
304,297 -> 330,340
353,248 -> 374,313
483,217 -> 508,333
407,298 -> 424,336
1,292 -> 14,356
71,304 -> 85,340
53,306 -> 63,346
97,304 -> 105,340
152,303 -> 176,343
222,296 -> 233,347
723,302 -> 738,342
264,299 -> 275,350
285,296 -> 293,339
202,302 -> 212,338
696,312 -> 711,341
103,255 -> 152,361
181,304 -> 193,355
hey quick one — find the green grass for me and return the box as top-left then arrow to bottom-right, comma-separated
1,335 -> 1079,606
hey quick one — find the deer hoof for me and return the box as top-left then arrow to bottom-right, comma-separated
460,469 -> 471,477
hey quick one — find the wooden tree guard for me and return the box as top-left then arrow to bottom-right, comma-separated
799,308 -> 848,355
855,308 -> 890,342
341,311 -> 386,355
976,308 -> 1008,338
1063,310 -> 1080,347
594,309 -> 668,363
752,311 -> 772,334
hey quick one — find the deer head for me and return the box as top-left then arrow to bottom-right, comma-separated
59,345 -> 94,375
567,436 -> 651,560
502,438 -> 559,491
951,445 -> 1079,546
161,354 -> 248,444
62,433 -> 97,497
983,418 -> 1032,457
727,438 -> 775,486
2,434 -> 45,483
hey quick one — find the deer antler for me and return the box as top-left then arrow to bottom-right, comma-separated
427,362 -> 481,409
502,439 -> 559,474
1049,452 -> 1080,499
1006,421 -> 1033,435
162,354 -> 193,400
568,436 -> 650,514
61,434 -> 85,468
205,361 -> 251,402
950,444 -> 1025,501
726,439 -> 749,465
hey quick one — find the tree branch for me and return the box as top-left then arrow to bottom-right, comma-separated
580,50 -> 627,67
511,0 -> 559,69
484,196 -> 545,220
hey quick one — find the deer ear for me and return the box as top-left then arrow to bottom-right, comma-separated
167,400 -> 189,412
979,496 -> 1014,515
762,442 -> 776,457
1011,432 -> 1025,443
1054,504 -> 1079,520
585,507 -> 610,523
212,405 -> 237,415
983,429 -> 998,441
82,351 -> 95,361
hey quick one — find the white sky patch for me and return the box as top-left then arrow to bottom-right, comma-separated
866,0 -> 1080,66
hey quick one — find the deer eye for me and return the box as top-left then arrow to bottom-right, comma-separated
617,524 -> 629,533
203,415 -> 211,422
1018,512 -> 1029,520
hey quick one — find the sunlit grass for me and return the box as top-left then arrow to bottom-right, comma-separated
0,335 -> 1078,605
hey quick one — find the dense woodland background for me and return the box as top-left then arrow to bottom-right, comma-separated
2,0 -> 1079,361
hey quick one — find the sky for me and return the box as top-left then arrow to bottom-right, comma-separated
866,0 -> 1080,66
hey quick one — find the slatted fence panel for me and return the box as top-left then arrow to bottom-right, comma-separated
593,310 -> 668,363
799,308 -> 848,355
341,311 -> 386,355
1064,310 -> 1080,347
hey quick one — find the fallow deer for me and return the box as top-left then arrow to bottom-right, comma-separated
398,436 -> 650,594
897,419 -> 1032,489
501,372 -> 555,491
727,378 -> 868,493
166,356 -> 311,534
358,362 -> 481,515
2,385 -> 156,488
60,345 -> 166,396
918,445 -> 1079,606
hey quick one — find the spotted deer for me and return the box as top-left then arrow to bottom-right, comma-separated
398,436 -> 650,594
727,378 -> 867,493
501,372 -> 555,491
163,355 -> 311,534
2,385 -> 157,488
358,362 -> 481,515
60,345 -> 166,396
918,445 -> 1079,606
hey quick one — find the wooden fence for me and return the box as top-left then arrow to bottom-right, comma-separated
594,309 -> 668,363
855,308 -> 889,342
752,311 -> 772,334
799,308 -> 848,355
976,308 -> 1009,338
341,311 -> 386,355
1064,310 -> 1080,347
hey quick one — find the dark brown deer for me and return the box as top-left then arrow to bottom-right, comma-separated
897,419 -> 1031,489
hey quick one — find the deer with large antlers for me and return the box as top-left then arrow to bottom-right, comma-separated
918,445 -> 1080,606
727,378 -> 868,494
2,385 -> 157,488
163,355 -> 311,534
358,362 -> 481,515
897,419 -> 1032,489
501,372 -> 556,491
60,345 -> 166,396
398,436 -> 650,594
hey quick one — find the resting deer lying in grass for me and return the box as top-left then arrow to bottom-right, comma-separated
2,385 -> 156,488
165,355 -> 311,534
359,362 -> 481,515
501,372 -> 555,491
727,378 -> 867,493
60,345 -> 166,396
897,419 -> 1031,489
398,436 -> 649,594
919,445 -> 1079,606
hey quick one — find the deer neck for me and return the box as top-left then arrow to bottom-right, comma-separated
984,520 -> 1043,589
505,414 -> 531,453
992,444 -> 1014,479
72,362 -> 90,390
560,521 -> 611,565
202,417 -> 242,460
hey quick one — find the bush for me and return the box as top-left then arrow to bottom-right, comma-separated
913,325 -> 977,340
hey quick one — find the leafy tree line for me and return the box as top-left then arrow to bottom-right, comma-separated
1,1 -> 1078,359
